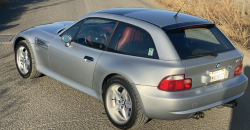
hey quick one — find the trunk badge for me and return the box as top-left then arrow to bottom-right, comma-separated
216,63 -> 220,68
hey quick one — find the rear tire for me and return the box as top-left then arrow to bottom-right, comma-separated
103,75 -> 148,129
15,40 -> 41,78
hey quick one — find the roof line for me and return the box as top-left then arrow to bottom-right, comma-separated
97,12 -> 161,28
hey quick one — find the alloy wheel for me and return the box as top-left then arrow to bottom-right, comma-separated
106,83 -> 132,125
16,46 -> 30,74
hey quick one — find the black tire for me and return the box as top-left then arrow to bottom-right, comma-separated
15,40 -> 41,78
103,75 -> 148,129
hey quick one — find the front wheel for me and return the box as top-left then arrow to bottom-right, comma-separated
103,75 -> 148,129
15,40 -> 41,78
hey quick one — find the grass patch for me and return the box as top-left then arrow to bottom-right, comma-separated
153,0 -> 250,49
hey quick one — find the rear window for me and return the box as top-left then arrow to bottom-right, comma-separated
164,25 -> 235,60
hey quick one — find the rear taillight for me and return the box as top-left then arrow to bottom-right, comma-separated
158,74 -> 192,91
234,64 -> 243,76
234,59 -> 243,76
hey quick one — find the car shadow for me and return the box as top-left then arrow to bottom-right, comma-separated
229,65 -> 250,129
0,60 -> 28,127
0,0 -> 72,34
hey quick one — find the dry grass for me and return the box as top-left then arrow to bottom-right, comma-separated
153,0 -> 250,49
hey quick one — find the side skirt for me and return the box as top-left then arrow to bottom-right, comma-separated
37,65 -> 103,101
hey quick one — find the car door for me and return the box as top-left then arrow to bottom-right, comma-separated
48,18 -> 117,87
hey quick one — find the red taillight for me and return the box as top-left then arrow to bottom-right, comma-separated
234,59 -> 243,76
234,64 -> 243,76
158,75 -> 192,91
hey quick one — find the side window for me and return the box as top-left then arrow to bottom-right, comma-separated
61,20 -> 83,39
108,23 -> 158,59
74,18 -> 117,50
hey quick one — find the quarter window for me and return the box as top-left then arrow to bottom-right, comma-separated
108,23 -> 158,59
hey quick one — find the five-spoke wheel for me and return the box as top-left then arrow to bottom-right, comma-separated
106,84 -> 132,124
103,75 -> 148,129
15,40 -> 41,78
16,46 -> 30,74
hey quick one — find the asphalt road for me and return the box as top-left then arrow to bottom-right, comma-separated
0,0 -> 250,129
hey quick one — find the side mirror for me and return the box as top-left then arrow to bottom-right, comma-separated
61,35 -> 72,47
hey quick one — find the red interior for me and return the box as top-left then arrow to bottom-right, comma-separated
85,26 -> 144,47
102,27 -> 113,33
117,27 -> 133,50
117,27 -> 143,50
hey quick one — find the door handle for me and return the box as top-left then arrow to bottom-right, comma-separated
84,56 -> 94,62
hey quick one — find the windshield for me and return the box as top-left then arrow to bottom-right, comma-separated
164,24 -> 235,60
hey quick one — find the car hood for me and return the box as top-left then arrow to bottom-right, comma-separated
35,21 -> 74,35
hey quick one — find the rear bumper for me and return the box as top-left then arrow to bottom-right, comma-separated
135,73 -> 248,120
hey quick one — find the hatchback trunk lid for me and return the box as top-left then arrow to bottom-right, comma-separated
182,50 -> 242,88
163,23 -> 243,88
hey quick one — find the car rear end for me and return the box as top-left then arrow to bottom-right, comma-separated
137,22 -> 248,120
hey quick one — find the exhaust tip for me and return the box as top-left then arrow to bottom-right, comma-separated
192,112 -> 205,119
200,112 -> 205,118
196,114 -> 200,119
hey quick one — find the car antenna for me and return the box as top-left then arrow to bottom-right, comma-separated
174,0 -> 188,19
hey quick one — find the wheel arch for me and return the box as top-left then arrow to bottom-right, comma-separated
101,72 -> 134,95
13,37 -> 27,52
100,72 -> 148,120
13,35 -> 38,67
14,35 -> 42,78
102,73 -> 118,93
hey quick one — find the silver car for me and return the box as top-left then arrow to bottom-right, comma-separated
13,8 -> 248,129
